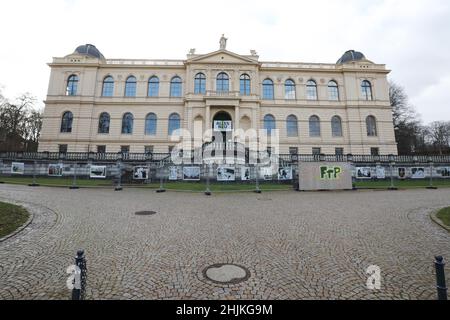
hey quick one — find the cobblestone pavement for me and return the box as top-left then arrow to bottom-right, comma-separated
0,184 -> 449,300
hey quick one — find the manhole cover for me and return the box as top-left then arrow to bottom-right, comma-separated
135,211 -> 156,216
203,264 -> 250,285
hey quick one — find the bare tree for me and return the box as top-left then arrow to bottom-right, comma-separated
427,121 -> 450,155
389,81 -> 422,154
390,81 -> 417,126
0,92 -> 42,151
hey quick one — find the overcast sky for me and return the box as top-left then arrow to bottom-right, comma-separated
0,0 -> 449,124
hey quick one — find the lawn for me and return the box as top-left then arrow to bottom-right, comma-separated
0,201 -> 30,239
436,207 -> 450,227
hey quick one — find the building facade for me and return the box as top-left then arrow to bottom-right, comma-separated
39,37 -> 398,155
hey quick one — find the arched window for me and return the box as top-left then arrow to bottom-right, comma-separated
60,111 -> 73,133
309,115 -> 321,137
216,72 -> 229,92
306,80 -> 318,100
121,112 -> 134,134
168,113 -> 181,135
366,115 -> 377,136
285,79 -> 296,100
264,114 -> 276,134
102,76 -> 114,97
124,76 -> 137,97
170,76 -> 182,97
194,73 -> 206,94
331,116 -> 343,137
66,75 -> 78,96
98,112 -> 110,134
262,79 -> 274,100
286,115 -> 298,137
240,74 -> 251,96
145,113 -> 157,135
148,76 -> 159,97
361,80 -> 373,101
328,81 -> 339,101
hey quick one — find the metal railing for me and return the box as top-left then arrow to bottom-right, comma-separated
2,152 -> 450,164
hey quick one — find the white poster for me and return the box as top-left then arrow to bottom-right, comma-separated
11,162 -> 24,175
213,120 -> 232,132
241,167 -> 251,181
48,164 -> 63,177
260,167 -> 273,180
169,166 -> 179,181
437,167 -> 450,178
217,166 -> 235,181
398,167 -> 407,179
183,167 -> 200,181
411,167 -> 426,179
278,167 -> 293,180
376,166 -> 385,179
90,165 -> 107,179
356,167 -> 372,179
133,166 -> 149,180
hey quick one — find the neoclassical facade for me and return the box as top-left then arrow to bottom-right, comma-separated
39,38 -> 398,155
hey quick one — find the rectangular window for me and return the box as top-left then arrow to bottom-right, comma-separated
170,83 -> 182,97
121,145 -> 130,154
371,148 -> 380,156
148,81 -> 159,97
306,87 -> 318,100
312,147 -> 321,155
266,147 -> 274,156
262,84 -> 274,100
285,87 -> 296,100
168,146 -> 174,153
335,148 -> 344,156
240,79 -> 250,96
58,144 -> 68,153
329,87 -> 339,101
145,145 -> 154,154
289,147 -> 298,155
97,145 -> 106,153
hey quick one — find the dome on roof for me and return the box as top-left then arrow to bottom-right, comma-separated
74,44 -> 104,59
337,50 -> 366,64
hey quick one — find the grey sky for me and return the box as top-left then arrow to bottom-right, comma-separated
0,0 -> 449,123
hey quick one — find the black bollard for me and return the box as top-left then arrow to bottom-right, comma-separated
71,250 -> 87,300
435,256 -> 448,300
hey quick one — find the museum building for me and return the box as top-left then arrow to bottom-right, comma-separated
38,36 -> 398,155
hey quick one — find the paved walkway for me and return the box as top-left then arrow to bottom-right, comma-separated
0,185 -> 449,300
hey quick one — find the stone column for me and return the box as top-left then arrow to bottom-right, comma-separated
206,105 -> 211,130
234,106 -> 240,131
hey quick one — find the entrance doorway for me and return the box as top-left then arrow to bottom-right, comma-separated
212,111 -> 232,143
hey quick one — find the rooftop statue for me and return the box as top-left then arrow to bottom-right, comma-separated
219,34 -> 227,50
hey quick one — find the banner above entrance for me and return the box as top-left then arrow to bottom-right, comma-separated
213,120 -> 232,132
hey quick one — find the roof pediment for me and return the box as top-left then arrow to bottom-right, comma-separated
187,49 -> 259,65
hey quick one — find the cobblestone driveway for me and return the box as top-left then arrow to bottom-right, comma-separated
0,184 -> 449,300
